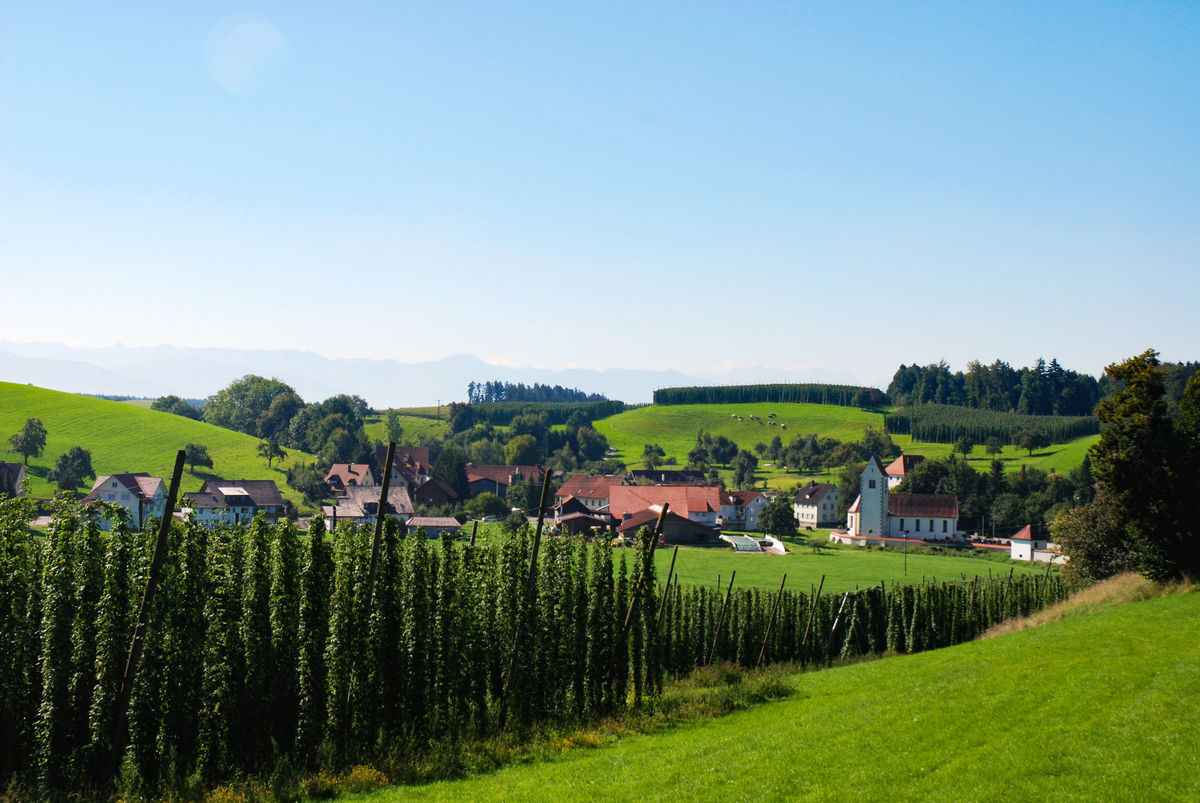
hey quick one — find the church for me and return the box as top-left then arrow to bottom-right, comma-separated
845,456 -> 959,542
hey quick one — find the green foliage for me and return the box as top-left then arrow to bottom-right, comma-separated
204,375 -> 298,437
469,400 -> 625,427
641,443 -> 665,471
8,417 -> 48,465
653,383 -> 887,408
465,492 -> 508,519
885,404 -> 1098,446
257,439 -> 287,469
286,462 -> 330,506
151,395 -> 203,421
889,358 -> 1100,416
1068,350 -> 1200,581
185,442 -> 213,473
760,495 -> 797,537
47,446 -> 94,491
504,434 -> 542,466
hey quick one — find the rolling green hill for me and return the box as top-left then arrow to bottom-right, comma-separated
365,582 -> 1200,801
593,402 -> 1098,489
0,382 -> 315,506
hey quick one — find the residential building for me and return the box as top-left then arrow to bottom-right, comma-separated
554,473 -> 625,511
721,490 -> 771,531
413,477 -> 458,507
322,484 -> 414,528
405,516 -> 462,538
0,462 -> 27,497
792,481 -> 840,528
183,479 -> 286,526
1010,524 -> 1067,563
325,463 -> 375,492
608,484 -> 724,531
884,454 -> 925,489
83,473 -> 167,529
465,464 -> 546,498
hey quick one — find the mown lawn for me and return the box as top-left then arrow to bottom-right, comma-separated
364,412 -> 450,445
0,382 -> 316,506
654,539 -> 1046,593
356,586 -> 1200,801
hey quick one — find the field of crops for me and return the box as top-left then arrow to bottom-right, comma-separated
366,582 -> 1200,801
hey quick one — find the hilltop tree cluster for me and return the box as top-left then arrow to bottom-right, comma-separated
466,381 -> 608,404
888,358 -> 1102,416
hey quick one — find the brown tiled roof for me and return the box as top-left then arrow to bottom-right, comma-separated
325,463 -> 374,489
184,479 -> 284,510
555,473 -> 625,499
466,464 -> 546,485
1010,524 -> 1034,541
888,493 -> 957,518
326,485 -> 414,519
84,473 -> 165,503
608,484 -> 723,519
884,455 -> 925,477
616,507 -> 693,532
792,481 -> 835,506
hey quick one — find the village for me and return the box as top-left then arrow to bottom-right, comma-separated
0,446 -> 1062,563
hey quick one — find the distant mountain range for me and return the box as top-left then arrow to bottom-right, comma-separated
0,341 -> 865,408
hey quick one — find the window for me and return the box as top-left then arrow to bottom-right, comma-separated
929,519 -> 934,532
899,518 -> 905,530
942,520 -> 947,532
915,519 -> 920,532
868,479 -> 876,489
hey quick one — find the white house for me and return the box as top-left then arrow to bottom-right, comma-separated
1010,524 -> 1067,563
844,456 -> 959,544
83,473 -> 167,529
792,482 -> 839,528
724,490 -> 771,531
182,479 -> 285,526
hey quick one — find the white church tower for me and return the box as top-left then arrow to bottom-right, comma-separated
855,455 -> 888,539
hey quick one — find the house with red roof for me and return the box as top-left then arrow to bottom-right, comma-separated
465,464 -> 546,498
554,473 -> 625,512
325,463 -> 375,492
884,454 -> 925,489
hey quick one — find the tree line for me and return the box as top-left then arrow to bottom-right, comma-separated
466,381 -> 608,404
0,492 -> 1069,799
653,383 -> 888,408
883,404 -> 1099,446
449,400 -> 625,430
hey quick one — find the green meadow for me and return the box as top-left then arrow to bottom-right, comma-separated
592,402 -> 1098,490
364,411 -> 451,445
357,581 -> 1200,801
654,539 -> 1045,593
0,381 -> 315,506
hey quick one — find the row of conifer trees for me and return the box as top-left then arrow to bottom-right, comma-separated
0,494 -> 1067,797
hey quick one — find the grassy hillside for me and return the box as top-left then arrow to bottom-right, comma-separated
364,583 -> 1200,801
0,382 -> 315,506
655,539 -> 1045,593
364,411 -> 450,445
593,402 -> 1098,490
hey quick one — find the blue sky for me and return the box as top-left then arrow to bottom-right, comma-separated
1,2 -> 1197,388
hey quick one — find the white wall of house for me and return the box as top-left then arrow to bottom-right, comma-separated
889,516 -> 957,540
859,462 -> 887,539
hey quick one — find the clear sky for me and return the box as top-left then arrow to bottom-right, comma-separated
2,2 -> 1197,388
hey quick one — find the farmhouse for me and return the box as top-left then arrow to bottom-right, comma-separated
792,481 -> 839,528
412,477 -> 458,507
0,461 -> 27,496
844,456 -> 959,543
722,489 -> 771,531
376,444 -> 432,487
82,473 -> 167,529
183,479 -> 285,526
608,484 -> 724,543
465,464 -> 546,498
325,463 -> 375,492
616,506 -> 715,544
322,484 -> 414,528
554,473 -> 625,511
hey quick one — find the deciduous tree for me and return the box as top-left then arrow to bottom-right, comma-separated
185,442 -> 213,473
46,447 -> 93,491
7,418 -> 47,465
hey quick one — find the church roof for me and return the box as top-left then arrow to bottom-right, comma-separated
888,493 -> 958,519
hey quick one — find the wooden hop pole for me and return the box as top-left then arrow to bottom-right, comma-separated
498,468 -> 553,729
756,573 -> 787,668
111,449 -> 186,772
706,570 -> 736,666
